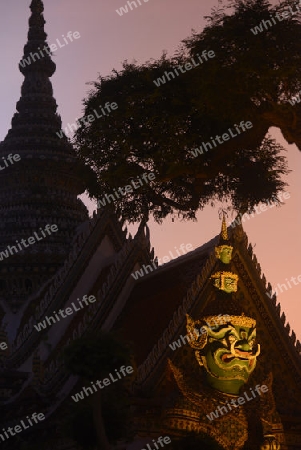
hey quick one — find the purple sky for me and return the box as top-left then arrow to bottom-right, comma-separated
0,0 -> 300,338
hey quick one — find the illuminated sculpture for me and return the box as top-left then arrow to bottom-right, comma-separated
186,314 -> 260,395
214,215 -> 233,264
186,215 -> 260,394
164,216 -> 284,449
211,271 -> 238,293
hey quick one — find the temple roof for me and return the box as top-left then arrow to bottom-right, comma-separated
113,222 -> 301,399
115,235 -> 218,364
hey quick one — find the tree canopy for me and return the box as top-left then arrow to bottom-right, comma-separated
73,0 -> 301,223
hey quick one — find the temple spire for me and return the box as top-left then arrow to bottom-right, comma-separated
19,0 -> 55,78
30,0 -> 44,13
0,1 -> 88,309
29,0 -> 46,38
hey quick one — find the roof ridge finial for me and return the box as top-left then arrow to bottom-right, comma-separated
212,211 -> 236,285
221,212 -> 228,241
210,213 -> 238,292
30,0 -> 44,13
218,209 -> 229,242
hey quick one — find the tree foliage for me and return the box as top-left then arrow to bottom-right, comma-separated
63,330 -> 132,379
63,331 -> 134,450
74,0 -> 301,223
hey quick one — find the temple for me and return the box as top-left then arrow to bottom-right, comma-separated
0,2 -> 300,449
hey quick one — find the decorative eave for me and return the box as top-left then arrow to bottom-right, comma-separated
0,220 -> 154,417
231,224 -> 301,360
38,222 -> 154,396
4,208 -> 124,363
133,250 -> 217,388
5,213 -> 153,372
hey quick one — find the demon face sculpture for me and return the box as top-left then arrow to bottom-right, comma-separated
186,314 -> 260,395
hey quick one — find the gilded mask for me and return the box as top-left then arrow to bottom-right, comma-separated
215,245 -> 233,264
187,314 -> 260,395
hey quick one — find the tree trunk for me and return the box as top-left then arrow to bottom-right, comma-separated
92,389 -> 111,450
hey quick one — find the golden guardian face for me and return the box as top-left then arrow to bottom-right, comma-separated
187,315 -> 260,395
215,245 -> 233,264
211,272 -> 238,293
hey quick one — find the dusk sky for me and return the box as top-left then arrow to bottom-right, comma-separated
1,0 -> 300,337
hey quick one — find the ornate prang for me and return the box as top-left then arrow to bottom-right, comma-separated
20,0 -> 55,77
0,0 -> 88,307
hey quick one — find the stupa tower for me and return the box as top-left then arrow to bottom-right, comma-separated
0,0 -> 88,309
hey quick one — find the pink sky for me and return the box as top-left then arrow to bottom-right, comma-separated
0,0 -> 300,338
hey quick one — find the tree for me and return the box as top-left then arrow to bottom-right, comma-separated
74,0 -> 300,223
63,331 -> 134,450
